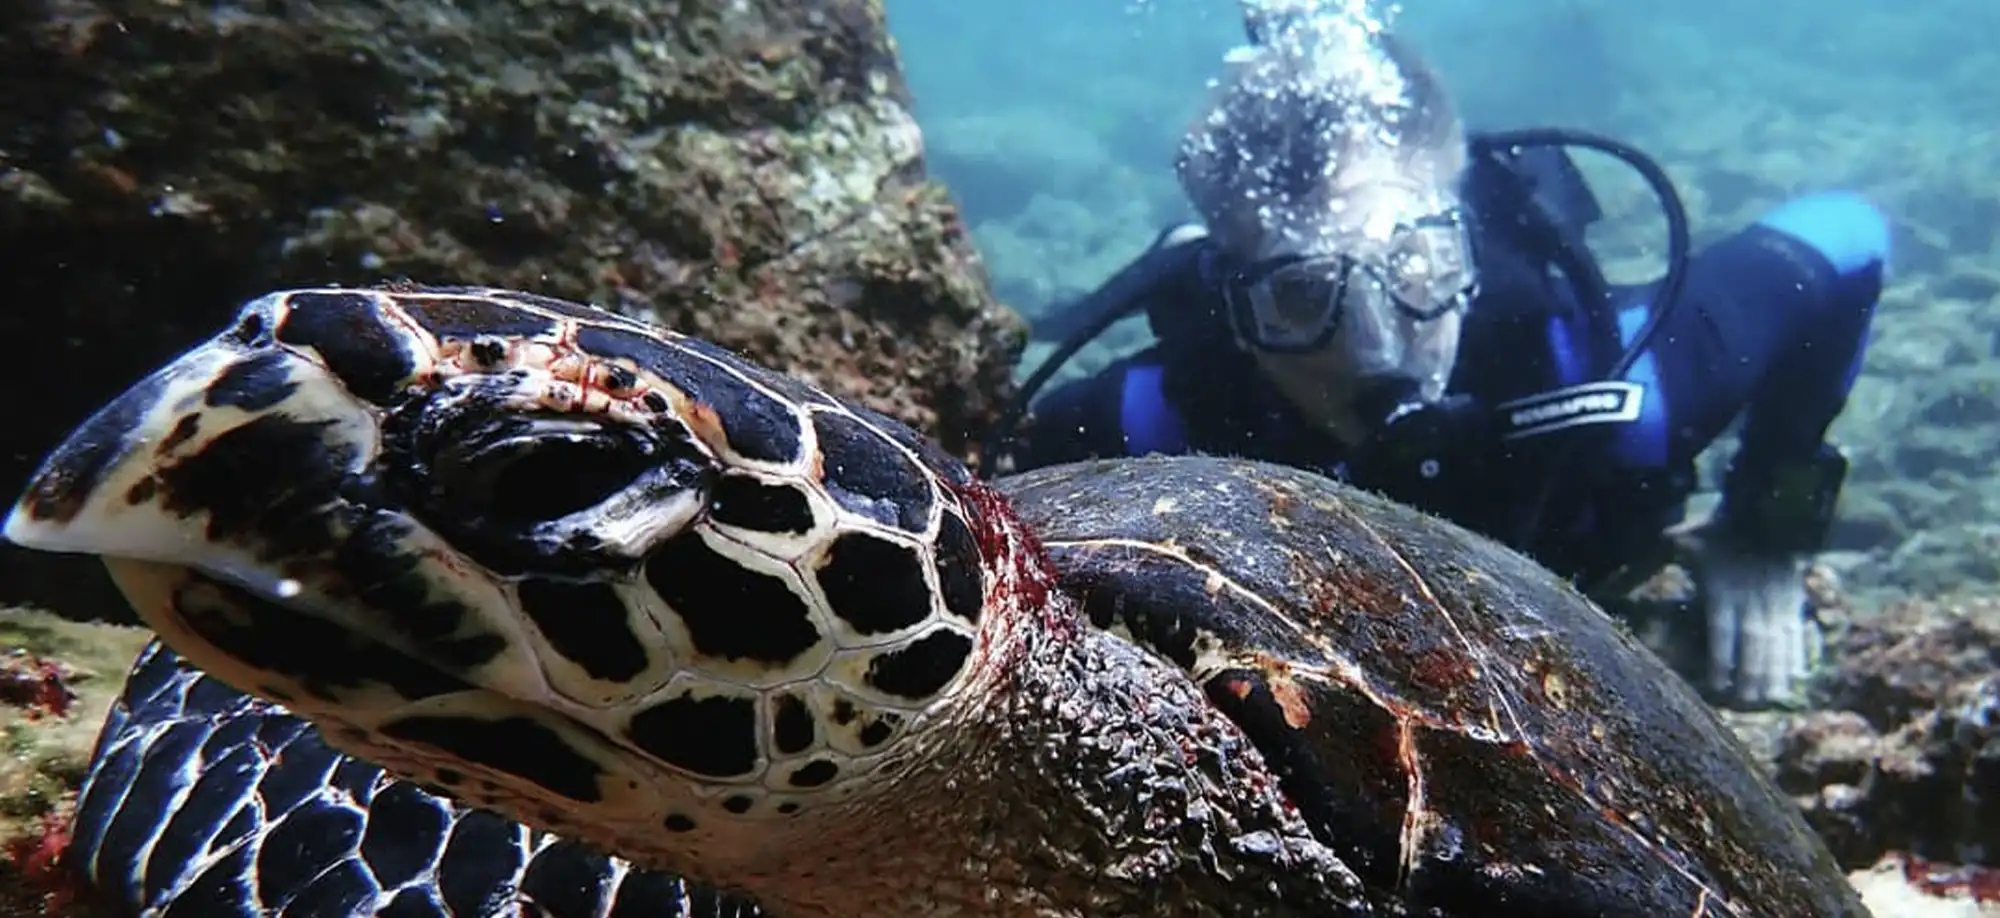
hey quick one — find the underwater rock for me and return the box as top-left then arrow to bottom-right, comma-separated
1825,486 -> 1909,556
1883,524 -> 2000,599
0,0 -> 1026,621
1729,596 -> 2000,872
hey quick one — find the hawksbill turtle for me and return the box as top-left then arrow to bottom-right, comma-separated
4,285 -> 1866,917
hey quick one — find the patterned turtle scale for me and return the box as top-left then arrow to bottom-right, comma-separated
66,639 -> 767,918
5,285 -> 1867,918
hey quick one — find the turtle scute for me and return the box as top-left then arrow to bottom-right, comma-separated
3,285 -> 1870,918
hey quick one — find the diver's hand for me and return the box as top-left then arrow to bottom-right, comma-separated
1668,517 -> 1820,710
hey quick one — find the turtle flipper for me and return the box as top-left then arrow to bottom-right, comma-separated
66,639 -> 769,918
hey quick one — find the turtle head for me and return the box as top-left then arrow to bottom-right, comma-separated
5,286 -> 1022,874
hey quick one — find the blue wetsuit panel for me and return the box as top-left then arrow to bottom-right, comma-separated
1753,190 -> 1889,397
1118,362 -> 1190,456
1541,307 -> 1669,469
1756,191 -> 1892,278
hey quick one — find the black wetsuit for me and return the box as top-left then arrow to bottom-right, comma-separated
1005,148 -> 1887,590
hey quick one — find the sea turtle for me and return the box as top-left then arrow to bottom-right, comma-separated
5,285 -> 1867,918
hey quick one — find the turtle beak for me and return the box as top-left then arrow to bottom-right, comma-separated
3,294 -> 380,595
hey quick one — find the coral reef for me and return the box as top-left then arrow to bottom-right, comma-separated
1756,597 -> 2000,871
1717,594 -> 2000,915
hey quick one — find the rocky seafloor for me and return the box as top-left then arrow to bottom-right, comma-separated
4,0 -> 1999,915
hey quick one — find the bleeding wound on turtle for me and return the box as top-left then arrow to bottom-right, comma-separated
5,285 -> 1870,918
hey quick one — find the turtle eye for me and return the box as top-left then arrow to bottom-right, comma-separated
432,415 -> 658,523
382,385 -> 713,576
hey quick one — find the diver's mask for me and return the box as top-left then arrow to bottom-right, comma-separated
1221,206 -> 1476,411
1220,207 -> 1477,354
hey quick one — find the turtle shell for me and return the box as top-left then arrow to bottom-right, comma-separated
996,455 -> 1866,917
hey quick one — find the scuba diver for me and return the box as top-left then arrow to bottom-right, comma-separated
984,10 -> 1889,710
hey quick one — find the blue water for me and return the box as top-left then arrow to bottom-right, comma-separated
883,0 -> 2000,322
881,0 -> 2000,615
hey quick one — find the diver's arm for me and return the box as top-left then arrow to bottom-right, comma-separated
1713,298 -> 1867,560
1713,216 -> 1887,558
1674,194 -> 1888,709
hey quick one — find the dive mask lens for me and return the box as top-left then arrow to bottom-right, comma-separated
1226,254 -> 1352,352
1379,210 -> 1477,320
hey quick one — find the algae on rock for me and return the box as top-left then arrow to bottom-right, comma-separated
0,0 -> 1026,622
0,3 -> 1023,907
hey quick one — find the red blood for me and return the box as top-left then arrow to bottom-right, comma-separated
949,478 -> 1072,638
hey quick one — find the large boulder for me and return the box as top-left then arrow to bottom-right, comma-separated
0,0 -> 1026,622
